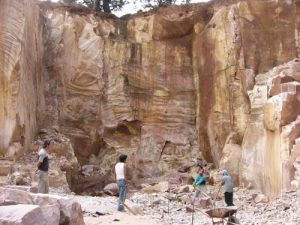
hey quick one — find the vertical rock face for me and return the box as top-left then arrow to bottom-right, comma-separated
0,0 -> 44,156
193,0 -> 299,196
40,4 -> 200,178
193,0 -> 297,165
193,4 -> 249,165
241,59 -> 300,197
126,8 -> 204,177
237,1 -> 299,197
0,0 -> 299,196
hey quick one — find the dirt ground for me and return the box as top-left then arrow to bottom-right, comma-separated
84,213 -> 157,225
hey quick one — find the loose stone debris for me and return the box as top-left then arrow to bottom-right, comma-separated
1,149 -> 300,225
46,184 -> 300,225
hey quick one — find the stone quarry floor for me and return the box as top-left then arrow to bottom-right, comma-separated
50,186 -> 300,225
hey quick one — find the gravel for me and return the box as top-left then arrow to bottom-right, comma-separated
50,186 -> 300,225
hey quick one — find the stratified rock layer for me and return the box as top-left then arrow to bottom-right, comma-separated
0,0 -> 44,156
0,0 -> 299,197
41,3 -> 200,179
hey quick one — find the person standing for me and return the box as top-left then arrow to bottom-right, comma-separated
115,154 -> 128,211
37,140 -> 51,193
193,165 -> 207,197
221,170 -> 234,206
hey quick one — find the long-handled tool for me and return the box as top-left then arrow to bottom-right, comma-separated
123,202 -> 137,215
191,185 -> 209,225
212,185 -> 222,207
190,191 -> 218,224
191,195 -> 195,225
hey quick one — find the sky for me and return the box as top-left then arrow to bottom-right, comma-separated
49,0 -> 210,16
114,0 -> 210,17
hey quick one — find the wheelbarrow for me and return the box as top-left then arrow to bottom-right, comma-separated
205,206 -> 238,225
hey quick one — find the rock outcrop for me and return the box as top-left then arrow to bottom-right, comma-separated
39,3 -> 201,180
0,0 -> 299,197
0,187 -> 85,225
0,0 -> 45,157
241,59 -> 300,197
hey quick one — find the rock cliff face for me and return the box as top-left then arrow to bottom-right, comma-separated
193,0 -> 299,197
40,3 -> 201,180
242,59 -> 300,197
0,0 -> 45,158
0,0 -> 299,197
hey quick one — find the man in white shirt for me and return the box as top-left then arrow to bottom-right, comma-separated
115,154 -> 128,211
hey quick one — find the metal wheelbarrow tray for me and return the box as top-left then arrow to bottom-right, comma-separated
204,207 -> 238,225
205,206 -> 237,218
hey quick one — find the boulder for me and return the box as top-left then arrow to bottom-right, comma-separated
58,198 -> 85,225
48,169 -> 69,188
0,204 -> 47,225
0,187 -> 33,204
8,171 -> 31,186
103,183 -> 119,196
30,185 -> 38,193
0,187 -> 85,225
199,197 -> 212,209
179,173 -> 194,185
1,185 -> 38,194
253,193 -> 269,204
39,204 -> 60,225
0,160 -> 13,176
173,185 -> 194,194
142,181 -> 169,193
127,204 -> 144,215
149,199 -> 161,207
178,194 -> 192,205
291,180 -> 299,191
186,206 -> 194,213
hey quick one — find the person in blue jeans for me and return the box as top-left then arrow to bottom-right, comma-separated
115,154 -> 128,211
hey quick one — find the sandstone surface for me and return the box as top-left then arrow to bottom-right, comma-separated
0,187 -> 85,225
0,204 -> 48,225
0,0 -> 299,197
0,0 -> 44,157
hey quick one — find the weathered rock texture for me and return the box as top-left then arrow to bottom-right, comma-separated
0,0 -> 45,157
0,187 -> 85,225
40,3 -> 201,180
0,0 -> 299,197
193,0 -> 299,197
242,60 -> 300,197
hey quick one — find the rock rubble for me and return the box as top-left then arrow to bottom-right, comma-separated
49,185 -> 300,225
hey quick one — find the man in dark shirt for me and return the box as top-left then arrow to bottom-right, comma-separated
37,140 -> 51,193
